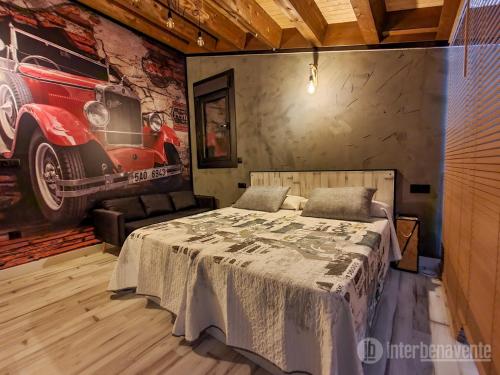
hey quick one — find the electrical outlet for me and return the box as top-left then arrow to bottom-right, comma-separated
238,182 -> 247,189
410,184 -> 431,194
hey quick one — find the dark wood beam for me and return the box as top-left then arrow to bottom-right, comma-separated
247,22 -> 365,50
383,32 -> 438,43
437,0 -> 462,40
158,0 -> 247,50
323,22 -> 365,46
117,0 -> 218,50
273,0 -> 328,46
76,0 -> 216,53
279,28 -> 312,49
208,0 -> 283,49
383,6 -> 441,36
349,0 -> 386,44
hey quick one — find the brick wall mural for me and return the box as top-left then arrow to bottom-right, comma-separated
0,0 -> 190,268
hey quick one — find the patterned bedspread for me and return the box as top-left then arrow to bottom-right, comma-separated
109,207 -> 401,375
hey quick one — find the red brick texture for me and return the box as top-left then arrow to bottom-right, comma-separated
0,227 -> 101,270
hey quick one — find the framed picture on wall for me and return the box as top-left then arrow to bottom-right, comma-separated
194,69 -> 237,168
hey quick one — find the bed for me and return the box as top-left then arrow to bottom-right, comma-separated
108,170 -> 401,375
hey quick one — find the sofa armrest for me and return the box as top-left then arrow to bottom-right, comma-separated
195,195 -> 217,210
93,209 -> 125,247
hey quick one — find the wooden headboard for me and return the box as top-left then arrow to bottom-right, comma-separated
250,170 -> 396,211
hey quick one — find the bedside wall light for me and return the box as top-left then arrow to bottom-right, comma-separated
307,63 -> 318,94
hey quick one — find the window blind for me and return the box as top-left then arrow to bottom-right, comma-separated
442,1 -> 499,374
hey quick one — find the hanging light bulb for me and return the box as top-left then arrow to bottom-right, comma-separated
166,9 -> 174,29
196,7 -> 205,48
307,79 -> 316,94
197,30 -> 205,47
307,63 -> 318,94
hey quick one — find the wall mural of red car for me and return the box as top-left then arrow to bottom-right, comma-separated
0,2 -> 190,227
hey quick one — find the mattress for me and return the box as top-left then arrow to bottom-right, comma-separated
109,207 -> 401,375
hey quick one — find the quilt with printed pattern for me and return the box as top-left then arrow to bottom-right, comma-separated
109,207 -> 401,375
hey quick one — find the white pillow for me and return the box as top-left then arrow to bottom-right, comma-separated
281,195 -> 308,210
371,200 -> 391,218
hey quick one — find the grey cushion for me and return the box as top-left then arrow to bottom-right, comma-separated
125,208 -> 211,235
101,197 -> 146,221
233,186 -> 290,212
140,194 -> 174,216
170,191 -> 197,211
301,187 -> 377,222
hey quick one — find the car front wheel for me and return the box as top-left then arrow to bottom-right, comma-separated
0,72 -> 32,149
29,130 -> 87,223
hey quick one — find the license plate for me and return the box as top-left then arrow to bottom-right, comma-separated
128,166 -> 180,184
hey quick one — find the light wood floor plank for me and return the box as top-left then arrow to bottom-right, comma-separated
0,251 -> 477,375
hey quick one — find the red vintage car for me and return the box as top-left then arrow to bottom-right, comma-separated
0,24 -> 183,222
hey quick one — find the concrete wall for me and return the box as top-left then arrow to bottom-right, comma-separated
187,48 -> 447,257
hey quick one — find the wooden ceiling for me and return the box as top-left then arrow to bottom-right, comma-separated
76,0 -> 461,54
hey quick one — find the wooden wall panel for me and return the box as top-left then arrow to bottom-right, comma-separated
250,170 -> 395,210
442,1 -> 499,374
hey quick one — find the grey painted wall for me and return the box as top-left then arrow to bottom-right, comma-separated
187,48 -> 447,257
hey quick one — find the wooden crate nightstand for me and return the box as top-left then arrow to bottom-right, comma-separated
395,215 -> 420,273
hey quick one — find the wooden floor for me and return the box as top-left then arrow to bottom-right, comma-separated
0,251 -> 478,375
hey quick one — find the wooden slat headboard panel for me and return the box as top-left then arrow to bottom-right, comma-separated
250,170 -> 396,210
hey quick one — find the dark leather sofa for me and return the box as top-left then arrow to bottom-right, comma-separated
93,190 -> 216,246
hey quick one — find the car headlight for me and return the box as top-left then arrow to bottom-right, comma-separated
84,101 -> 110,129
147,113 -> 163,133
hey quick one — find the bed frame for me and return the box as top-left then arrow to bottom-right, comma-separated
250,169 -> 396,214
207,169 -> 397,375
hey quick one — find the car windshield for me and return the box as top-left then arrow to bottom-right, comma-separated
16,30 -> 108,81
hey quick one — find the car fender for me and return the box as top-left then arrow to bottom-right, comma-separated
16,104 -> 93,147
158,125 -> 181,147
141,125 -> 181,164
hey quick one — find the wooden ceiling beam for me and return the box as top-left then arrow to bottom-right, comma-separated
382,32 -> 437,43
245,22 -> 365,51
323,22 -> 365,46
273,0 -> 328,47
115,0 -> 218,50
349,0 -> 386,44
207,0 -> 283,49
77,0 -> 189,52
158,0 -> 247,49
383,6 -> 441,36
76,0 -> 216,53
436,0 -> 462,40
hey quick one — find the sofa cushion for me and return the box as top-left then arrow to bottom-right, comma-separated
124,207 -> 211,235
169,190 -> 197,211
140,193 -> 174,216
101,197 -> 146,221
